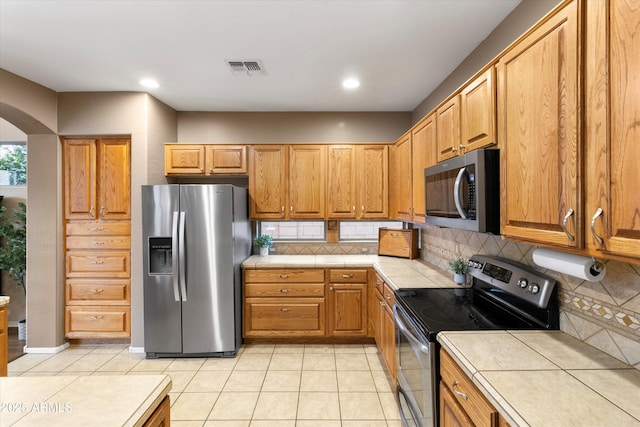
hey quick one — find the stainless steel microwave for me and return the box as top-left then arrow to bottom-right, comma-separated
424,149 -> 500,233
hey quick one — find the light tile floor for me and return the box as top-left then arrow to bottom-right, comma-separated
9,343 -> 402,426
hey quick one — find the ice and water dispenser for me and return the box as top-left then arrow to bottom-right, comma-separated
148,237 -> 173,275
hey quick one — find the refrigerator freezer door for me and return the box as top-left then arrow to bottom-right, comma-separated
142,185 -> 183,355
180,185 -> 236,354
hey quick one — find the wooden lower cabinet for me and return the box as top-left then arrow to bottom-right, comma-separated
440,349 -> 499,427
143,395 -> 171,427
0,305 -> 7,376
372,273 -> 396,381
328,269 -> 368,337
243,268 -> 370,340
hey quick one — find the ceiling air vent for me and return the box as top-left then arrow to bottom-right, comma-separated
226,60 -> 266,76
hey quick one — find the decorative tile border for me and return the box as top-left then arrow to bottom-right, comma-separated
559,290 -> 640,338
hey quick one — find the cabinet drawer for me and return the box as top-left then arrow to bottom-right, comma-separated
329,269 -> 368,283
244,298 -> 325,336
374,272 -> 385,294
65,306 -> 130,338
66,221 -> 131,236
244,269 -> 325,283
440,349 -> 497,426
66,279 -> 130,304
66,235 -> 130,250
66,252 -> 130,278
245,283 -> 325,298
383,283 -> 395,308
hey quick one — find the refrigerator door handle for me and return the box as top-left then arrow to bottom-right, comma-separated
171,211 -> 180,302
178,211 -> 187,301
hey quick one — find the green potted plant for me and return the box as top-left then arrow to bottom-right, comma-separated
253,234 -> 273,256
448,256 -> 468,285
0,201 -> 26,339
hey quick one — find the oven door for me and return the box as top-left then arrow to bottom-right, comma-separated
394,304 -> 437,427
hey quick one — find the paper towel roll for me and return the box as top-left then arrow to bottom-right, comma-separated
532,248 -> 606,282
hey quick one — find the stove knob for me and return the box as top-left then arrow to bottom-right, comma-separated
529,284 -> 540,294
518,278 -> 528,288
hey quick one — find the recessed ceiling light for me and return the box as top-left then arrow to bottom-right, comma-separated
140,78 -> 159,88
342,78 -> 360,90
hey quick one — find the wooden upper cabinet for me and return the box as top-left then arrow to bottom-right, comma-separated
461,67 -> 496,153
64,139 -> 97,220
289,145 -> 326,219
327,145 -> 358,219
205,145 -> 247,174
585,0 -> 640,260
392,133 -> 412,221
64,138 -> 130,220
497,0 -> 580,248
327,145 -> 388,219
249,145 -> 288,219
99,139 -> 131,220
164,144 -> 205,175
358,145 -> 388,219
436,95 -> 461,162
411,113 -> 437,223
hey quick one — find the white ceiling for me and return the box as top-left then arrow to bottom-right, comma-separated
0,0 -> 521,112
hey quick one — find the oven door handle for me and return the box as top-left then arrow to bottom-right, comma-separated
397,386 -> 422,427
394,305 -> 431,355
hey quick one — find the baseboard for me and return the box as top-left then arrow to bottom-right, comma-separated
129,346 -> 145,354
24,341 -> 70,354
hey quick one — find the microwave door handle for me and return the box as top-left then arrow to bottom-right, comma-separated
171,211 -> 180,302
454,167 -> 469,219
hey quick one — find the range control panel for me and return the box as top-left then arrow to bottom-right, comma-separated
468,255 -> 556,308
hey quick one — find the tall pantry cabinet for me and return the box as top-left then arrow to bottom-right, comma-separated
63,137 -> 131,339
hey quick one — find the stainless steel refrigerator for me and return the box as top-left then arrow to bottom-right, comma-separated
142,184 -> 250,358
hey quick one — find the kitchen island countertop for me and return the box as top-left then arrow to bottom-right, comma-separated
242,254 -> 467,289
0,374 -> 171,426
438,330 -> 640,426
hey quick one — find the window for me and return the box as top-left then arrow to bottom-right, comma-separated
339,220 -> 403,240
0,143 -> 27,186
259,221 -> 326,241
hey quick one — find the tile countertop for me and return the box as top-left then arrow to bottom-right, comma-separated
0,296 -> 9,307
0,374 -> 171,426
241,254 -> 467,289
438,331 -> 640,426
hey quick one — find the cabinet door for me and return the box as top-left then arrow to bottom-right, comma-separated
289,145 -> 326,219
64,139 -> 97,220
498,1 -> 580,247
586,0 -> 640,259
411,114 -> 436,223
327,145 -> 357,219
164,144 -> 205,175
358,145 -> 389,219
436,95 -> 461,162
461,67 -> 496,153
206,145 -> 247,175
98,139 -> 130,220
382,304 -> 396,381
440,382 -> 474,427
328,283 -> 367,336
393,134 -> 412,221
249,145 -> 288,219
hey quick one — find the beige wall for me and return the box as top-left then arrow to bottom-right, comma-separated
0,69 -> 58,134
412,0 -> 562,123
178,112 -> 410,144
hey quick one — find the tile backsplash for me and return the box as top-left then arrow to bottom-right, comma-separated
420,224 -> 640,370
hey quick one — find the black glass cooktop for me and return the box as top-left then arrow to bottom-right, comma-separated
394,286 -> 551,341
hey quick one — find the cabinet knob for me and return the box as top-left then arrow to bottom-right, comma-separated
279,307 -> 290,312
281,206 -> 285,217
385,294 -> 391,300
92,241 -> 106,245
342,274 -> 353,279
329,286 -> 333,291
89,207 -> 95,217
90,315 -> 104,321
90,288 -> 104,294
210,168 -> 214,173
90,260 -> 105,265
279,288 -> 290,293
99,206 -> 104,218
91,227 -> 104,232
279,274 -> 289,279
452,381 -> 468,400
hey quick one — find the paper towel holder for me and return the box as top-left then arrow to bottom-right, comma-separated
591,257 -> 605,275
